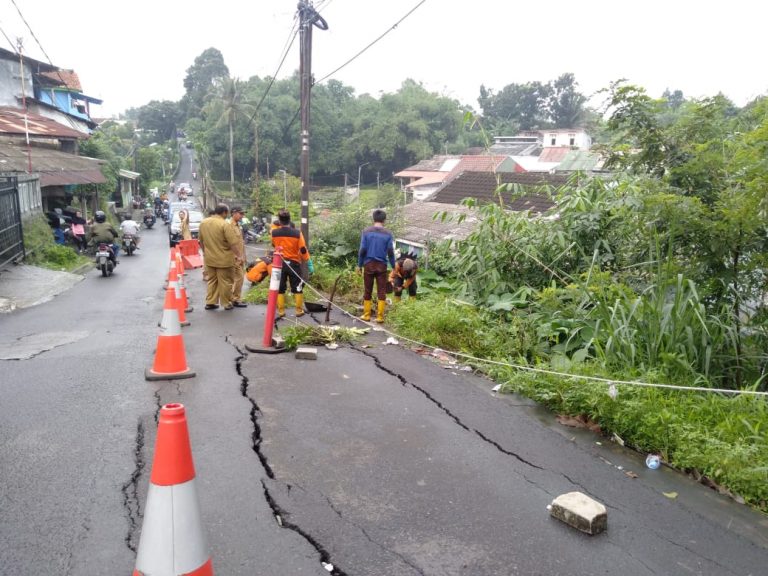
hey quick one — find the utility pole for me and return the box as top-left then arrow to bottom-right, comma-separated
297,1 -> 328,247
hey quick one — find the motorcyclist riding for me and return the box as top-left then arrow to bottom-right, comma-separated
120,214 -> 141,248
88,210 -> 120,262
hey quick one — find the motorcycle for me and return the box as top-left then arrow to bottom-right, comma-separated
244,221 -> 266,244
143,213 -> 156,229
95,243 -> 116,277
122,234 -> 138,256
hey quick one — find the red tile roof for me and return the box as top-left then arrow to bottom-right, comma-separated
38,70 -> 83,91
0,107 -> 88,139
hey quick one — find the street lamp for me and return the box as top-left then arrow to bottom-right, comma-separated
278,169 -> 288,206
357,162 -> 370,201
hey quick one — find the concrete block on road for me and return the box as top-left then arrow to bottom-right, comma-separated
549,491 -> 607,535
272,335 -> 285,349
295,346 -> 318,360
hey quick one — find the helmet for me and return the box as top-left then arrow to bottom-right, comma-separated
95,210 -> 106,223
402,258 -> 416,273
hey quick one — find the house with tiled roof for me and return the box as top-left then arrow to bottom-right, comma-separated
428,171 -> 572,212
396,201 -> 480,263
0,47 -> 106,223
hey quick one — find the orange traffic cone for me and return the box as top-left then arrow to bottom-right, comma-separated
160,278 -> 190,328
176,256 -> 193,314
175,248 -> 186,277
146,294 -> 196,381
133,403 -> 213,575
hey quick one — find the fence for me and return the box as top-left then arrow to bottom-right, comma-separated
0,177 -> 25,269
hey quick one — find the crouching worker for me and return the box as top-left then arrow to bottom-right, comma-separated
245,256 -> 273,285
390,253 -> 418,301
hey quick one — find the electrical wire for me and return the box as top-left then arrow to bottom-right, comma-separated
0,23 -> 16,52
244,15 -> 300,131
316,0 -> 427,85
278,264 -> 768,398
9,0 -> 73,94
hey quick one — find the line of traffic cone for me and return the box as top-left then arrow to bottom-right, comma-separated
133,403 -> 213,575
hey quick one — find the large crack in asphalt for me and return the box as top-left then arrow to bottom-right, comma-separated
120,419 -> 145,553
350,345 -> 545,470
261,480 -> 350,576
229,338 -> 274,479
351,345 -> 638,511
319,490 -> 426,576
229,337 -> 350,575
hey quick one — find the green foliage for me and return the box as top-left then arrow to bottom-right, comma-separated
22,215 -> 84,270
181,47 -> 230,119
387,294 -> 537,360
280,325 -> 368,350
479,73 -> 589,131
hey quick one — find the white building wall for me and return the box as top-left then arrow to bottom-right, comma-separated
0,59 -> 34,107
542,130 -> 591,149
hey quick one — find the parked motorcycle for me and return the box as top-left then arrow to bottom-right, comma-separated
122,234 -> 138,257
244,221 -> 266,244
143,213 -> 156,229
95,243 -> 116,277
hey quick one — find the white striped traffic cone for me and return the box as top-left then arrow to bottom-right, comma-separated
133,403 -> 213,575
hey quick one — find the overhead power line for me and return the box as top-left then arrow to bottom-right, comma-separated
9,0 -> 71,91
0,23 -> 16,52
316,0 -> 427,85
244,15 -> 301,131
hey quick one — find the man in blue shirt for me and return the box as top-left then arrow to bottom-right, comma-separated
357,209 -> 395,323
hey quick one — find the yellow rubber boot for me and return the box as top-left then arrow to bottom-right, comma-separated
277,294 -> 286,317
295,293 -> 305,317
360,300 -> 372,321
376,300 -> 386,323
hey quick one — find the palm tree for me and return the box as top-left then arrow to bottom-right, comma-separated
207,77 -> 255,195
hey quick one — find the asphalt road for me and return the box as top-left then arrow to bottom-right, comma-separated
1,149 -> 766,575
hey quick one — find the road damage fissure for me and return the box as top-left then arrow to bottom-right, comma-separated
321,491 -> 427,576
120,419 -> 145,553
229,338 -> 349,576
351,346 -> 544,470
261,480 -> 350,576
230,340 -> 274,479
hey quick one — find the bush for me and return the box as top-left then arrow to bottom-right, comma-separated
22,214 -> 88,271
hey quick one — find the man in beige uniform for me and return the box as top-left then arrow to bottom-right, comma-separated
198,204 -> 242,310
229,206 -> 247,308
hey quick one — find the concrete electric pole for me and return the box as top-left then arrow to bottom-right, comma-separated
297,1 -> 328,247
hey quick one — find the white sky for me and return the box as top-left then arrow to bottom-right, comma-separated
3,0 -> 766,117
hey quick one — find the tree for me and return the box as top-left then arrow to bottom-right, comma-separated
181,48 -> 230,119
547,73 -> 587,128
134,100 -> 182,141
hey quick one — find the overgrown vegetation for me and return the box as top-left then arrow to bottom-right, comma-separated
22,215 -> 87,271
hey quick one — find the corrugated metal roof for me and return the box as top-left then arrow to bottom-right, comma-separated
0,107 -> 88,139
0,142 -> 106,186
539,147 -> 572,163
555,150 -> 602,172
398,154 -> 460,173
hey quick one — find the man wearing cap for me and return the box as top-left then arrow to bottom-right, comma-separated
229,206 -> 248,308
198,203 -> 242,310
